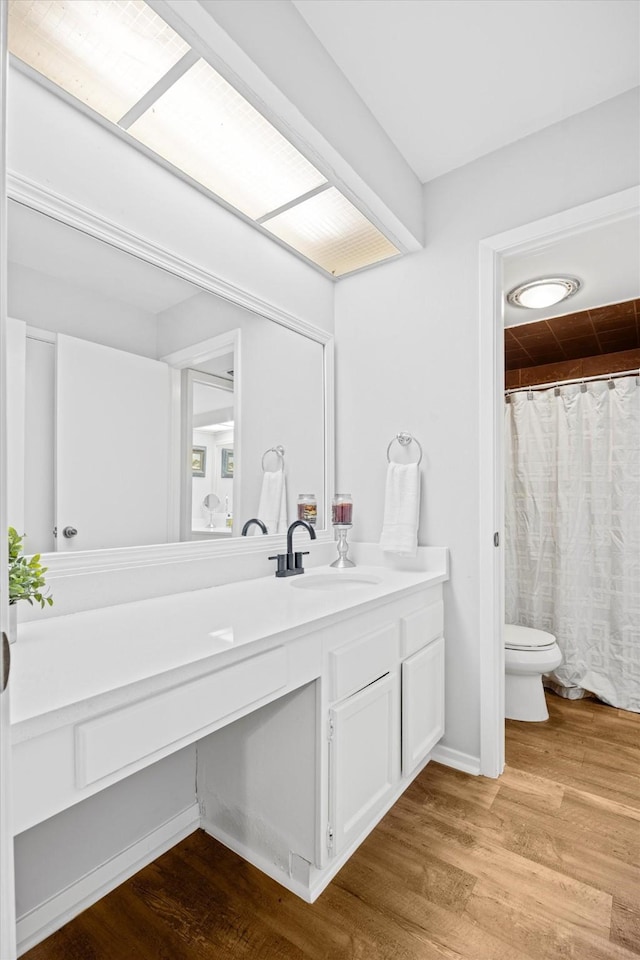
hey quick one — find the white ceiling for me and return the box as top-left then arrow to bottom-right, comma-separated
292,0 -> 640,183
503,213 -> 640,326
192,380 -> 233,415
7,2 -> 640,312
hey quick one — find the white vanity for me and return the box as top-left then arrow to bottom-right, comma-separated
11,547 -> 447,904
3,51 -> 448,956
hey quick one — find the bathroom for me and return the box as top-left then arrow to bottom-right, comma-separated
503,221 -> 640,722
0,2 -> 639,958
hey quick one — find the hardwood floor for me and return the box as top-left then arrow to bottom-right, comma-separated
23,693 -> 640,959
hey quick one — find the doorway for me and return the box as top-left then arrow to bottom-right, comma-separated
185,369 -> 235,540
478,185 -> 640,777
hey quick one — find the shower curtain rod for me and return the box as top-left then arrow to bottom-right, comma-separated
505,367 -> 640,396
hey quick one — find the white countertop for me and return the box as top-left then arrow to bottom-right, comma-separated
11,551 -> 448,740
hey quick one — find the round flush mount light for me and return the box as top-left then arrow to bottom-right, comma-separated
506,276 -> 582,309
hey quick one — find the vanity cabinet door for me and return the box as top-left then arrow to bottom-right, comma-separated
328,672 -> 399,858
401,635 -> 445,775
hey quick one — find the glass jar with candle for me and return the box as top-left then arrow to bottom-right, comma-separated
332,494 -> 353,525
297,494 -> 317,525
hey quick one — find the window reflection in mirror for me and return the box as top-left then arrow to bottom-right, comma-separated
6,200 -> 326,555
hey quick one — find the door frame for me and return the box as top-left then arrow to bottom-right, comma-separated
0,2 -> 17,956
161,329 -> 240,542
478,184 -> 640,778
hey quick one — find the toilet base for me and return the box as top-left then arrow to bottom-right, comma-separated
505,672 -> 550,722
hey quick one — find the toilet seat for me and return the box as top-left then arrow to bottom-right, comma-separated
505,624 -> 556,651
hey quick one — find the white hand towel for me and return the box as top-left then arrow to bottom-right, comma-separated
255,469 -> 288,534
276,471 -> 288,534
379,462 -> 420,556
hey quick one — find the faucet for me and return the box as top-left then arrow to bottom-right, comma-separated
269,520 -> 316,577
241,518 -> 268,536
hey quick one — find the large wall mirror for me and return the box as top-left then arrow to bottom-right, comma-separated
6,197 -> 330,558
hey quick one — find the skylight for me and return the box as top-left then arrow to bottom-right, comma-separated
7,0 -> 401,277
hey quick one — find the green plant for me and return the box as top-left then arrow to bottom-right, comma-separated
8,527 -> 53,608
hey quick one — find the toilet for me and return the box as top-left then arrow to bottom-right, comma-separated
504,624 -> 562,721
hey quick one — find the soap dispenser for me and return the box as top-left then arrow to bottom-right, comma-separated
225,497 -> 233,529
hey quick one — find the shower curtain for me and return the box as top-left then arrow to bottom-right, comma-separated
505,375 -> 640,712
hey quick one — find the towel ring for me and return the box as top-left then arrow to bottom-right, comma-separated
261,445 -> 285,471
386,432 -> 423,466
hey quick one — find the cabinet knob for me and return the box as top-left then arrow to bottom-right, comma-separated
63,526 -> 78,539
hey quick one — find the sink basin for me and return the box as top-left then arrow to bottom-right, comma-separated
290,573 -> 382,591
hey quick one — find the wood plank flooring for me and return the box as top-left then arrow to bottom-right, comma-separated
23,693 -> 640,959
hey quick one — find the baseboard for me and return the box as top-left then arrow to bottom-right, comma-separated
16,802 -> 200,956
431,743 -> 481,775
16,745 -> 480,953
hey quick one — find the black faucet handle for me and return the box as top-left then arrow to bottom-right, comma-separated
268,554 -> 288,576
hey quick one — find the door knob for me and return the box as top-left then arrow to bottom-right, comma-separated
62,526 -> 78,538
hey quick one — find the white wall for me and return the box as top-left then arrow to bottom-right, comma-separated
14,747 -> 196,917
335,88 -> 640,763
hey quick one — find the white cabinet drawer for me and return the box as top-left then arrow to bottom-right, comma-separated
75,647 -> 287,787
400,601 -> 443,659
329,623 -> 397,702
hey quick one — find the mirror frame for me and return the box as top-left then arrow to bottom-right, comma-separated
7,172 -> 335,575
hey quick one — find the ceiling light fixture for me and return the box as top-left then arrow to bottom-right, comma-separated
7,0 -> 400,278
7,0 -> 190,123
506,276 -> 582,309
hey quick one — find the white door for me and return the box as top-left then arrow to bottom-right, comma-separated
0,3 -> 17,955
55,334 -> 172,551
401,636 -> 445,775
328,672 -> 399,858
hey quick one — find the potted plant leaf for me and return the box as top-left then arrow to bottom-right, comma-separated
8,527 -> 53,642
